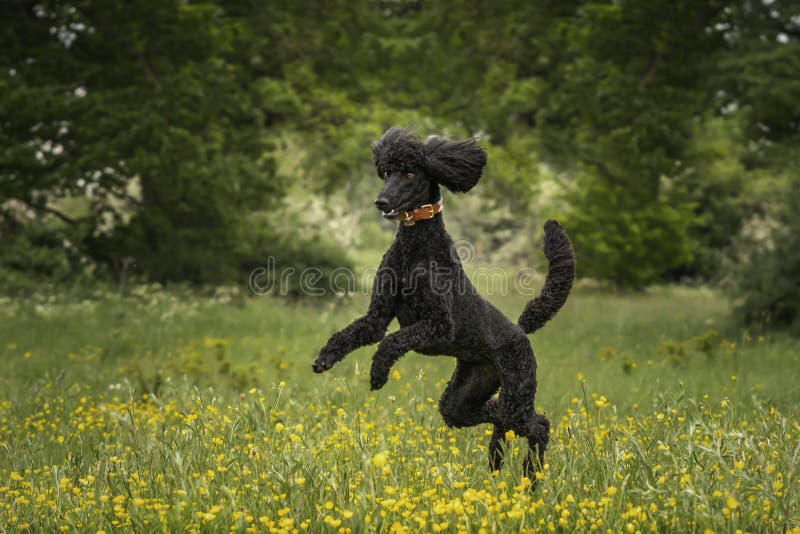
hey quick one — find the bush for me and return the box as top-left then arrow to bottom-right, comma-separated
0,210 -> 99,294
239,211 -> 353,297
564,179 -> 695,289
726,179 -> 800,331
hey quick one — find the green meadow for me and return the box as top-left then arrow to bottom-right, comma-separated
1,285 -> 798,532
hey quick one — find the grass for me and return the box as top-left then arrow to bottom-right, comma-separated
0,284 -> 799,532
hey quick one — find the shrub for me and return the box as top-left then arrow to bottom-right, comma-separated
725,179 -> 800,332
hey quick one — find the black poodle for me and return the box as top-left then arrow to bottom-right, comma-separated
313,127 -> 575,479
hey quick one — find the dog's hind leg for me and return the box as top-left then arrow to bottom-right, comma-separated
491,338 -> 549,482
488,424 -> 507,472
438,360 -> 510,473
438,360 -> 500,429
490,412 -> 549,482
524,413 -> 550,479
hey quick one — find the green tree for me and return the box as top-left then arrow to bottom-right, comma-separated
712,0 -> 800,327
0,1 -> 363,284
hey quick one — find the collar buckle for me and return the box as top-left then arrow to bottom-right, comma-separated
399,199 -> 443,227
418,203 -> 436,220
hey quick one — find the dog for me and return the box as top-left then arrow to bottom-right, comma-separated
313,127 -> 575,479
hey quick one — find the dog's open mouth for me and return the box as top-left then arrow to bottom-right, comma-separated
381,208 -> 400,219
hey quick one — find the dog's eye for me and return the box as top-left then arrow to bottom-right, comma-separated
383,170 -> 389,178
405,172 -> 415,180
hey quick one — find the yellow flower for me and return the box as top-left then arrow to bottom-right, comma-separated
504,429 -> 517,441
323,516 -> 341,528
372,452 -> 388,468
726,497 -> 739,510
606,486 -> 618,496
391,369 -> 401,381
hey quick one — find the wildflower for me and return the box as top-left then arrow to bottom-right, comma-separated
372,452 -> 388,468
726,497 -> 738,510
606,486 -> 618,496
323,516 -> 341,528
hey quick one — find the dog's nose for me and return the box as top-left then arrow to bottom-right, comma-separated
375,197 -> 390,211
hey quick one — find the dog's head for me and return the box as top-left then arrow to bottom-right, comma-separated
371,127 -> 487,219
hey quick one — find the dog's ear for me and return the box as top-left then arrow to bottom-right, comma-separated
423,136 -> 487,193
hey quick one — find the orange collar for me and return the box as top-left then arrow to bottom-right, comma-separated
398,200 -> 443,226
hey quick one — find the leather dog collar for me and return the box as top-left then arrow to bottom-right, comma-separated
398,200 -> 443,226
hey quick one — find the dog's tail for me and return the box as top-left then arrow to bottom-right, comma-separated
518,220 -> 575,334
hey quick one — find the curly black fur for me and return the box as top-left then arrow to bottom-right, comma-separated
314,127 -> 576,483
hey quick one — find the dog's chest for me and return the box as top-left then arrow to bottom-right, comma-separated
395,280 -> 420,327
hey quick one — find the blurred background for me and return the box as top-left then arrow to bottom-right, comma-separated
1,0 -> 798,330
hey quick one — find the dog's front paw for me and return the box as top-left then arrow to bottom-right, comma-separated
370,363 -> 389,391
312,349 -> 338,373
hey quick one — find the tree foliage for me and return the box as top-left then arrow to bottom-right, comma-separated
1,0 -> 797,293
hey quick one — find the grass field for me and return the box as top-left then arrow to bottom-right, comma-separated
1,284 -> 798,532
